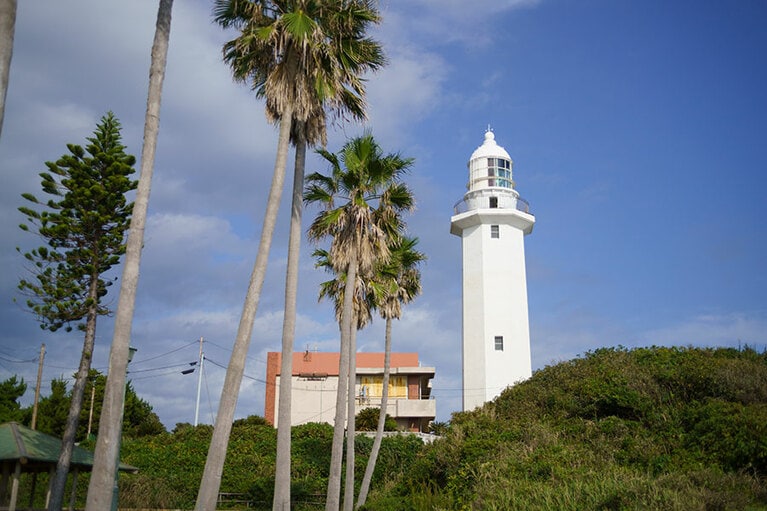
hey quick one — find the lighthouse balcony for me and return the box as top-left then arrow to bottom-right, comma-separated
453,190 -> 531,215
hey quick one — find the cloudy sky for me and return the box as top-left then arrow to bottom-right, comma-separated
1,1 -> 765,429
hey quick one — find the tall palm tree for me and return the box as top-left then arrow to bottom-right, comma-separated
85,1 -> 174,509
0,0 -> 15,139
313,246 -> 374,511
204,3 -> 383,510
356,235 -> 424,508
305,133 -> 414,510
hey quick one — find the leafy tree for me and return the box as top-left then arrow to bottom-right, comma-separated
233,414 -> 271,428
0,375 -> 27,423
305,133 -> 415,510
17,112 -> 137,511
206,2 -> 384,510
357,235 -> 424,507
87,2 -> 174,509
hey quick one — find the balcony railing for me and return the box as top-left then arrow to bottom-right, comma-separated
453,191 -> 531,215
355,396 -> 436,418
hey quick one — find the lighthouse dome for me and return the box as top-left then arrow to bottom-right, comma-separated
470,130 -> 511,161
464,130 -> 516,196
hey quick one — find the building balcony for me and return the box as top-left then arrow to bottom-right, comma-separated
395,397 -> 436,418
453,189 -> 531,215
356,396 -> 436,419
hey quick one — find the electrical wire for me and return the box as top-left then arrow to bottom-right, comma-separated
204,357 -> 266,385
0,354 -> 38,364
204,339 -> 267,366
130,368 -> 189,381
129,339 -> 198,366
128,362 -> 196,374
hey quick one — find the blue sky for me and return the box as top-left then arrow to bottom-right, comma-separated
1,0 -> 765,428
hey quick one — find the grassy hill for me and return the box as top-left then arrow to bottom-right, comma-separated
363,346 -> 767,510
72,345 -> 765,510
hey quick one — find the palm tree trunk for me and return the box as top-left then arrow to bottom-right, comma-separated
195,109 -> 294,511
272,124 -> 306,511
326,256 -> 357,511
342,318 -> 358,511
356,316 -> 392,508
0,0 -> 15,139
49,279 -> 99,511
85,2 -> 173,509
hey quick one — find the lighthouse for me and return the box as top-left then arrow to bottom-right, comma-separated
450,130 -> 535,411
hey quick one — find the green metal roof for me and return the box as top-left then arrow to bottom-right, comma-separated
0,422 -> 137,473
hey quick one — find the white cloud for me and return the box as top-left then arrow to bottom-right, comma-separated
365,49 -> 448,145
378,0 -> 540,47
637,311 -> 767,350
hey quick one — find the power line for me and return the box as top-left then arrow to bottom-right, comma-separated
0,354 -> 38,364
129,339 -> 198,366
204,339 -> 267,366
128,361 -> 196,374
131,368 -> 188,381
204,357 -> 266,385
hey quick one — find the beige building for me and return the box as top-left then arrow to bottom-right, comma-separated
265,351 -> 435,432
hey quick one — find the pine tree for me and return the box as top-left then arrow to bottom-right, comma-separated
0,376 -> 26,423
17,112 -> 137,511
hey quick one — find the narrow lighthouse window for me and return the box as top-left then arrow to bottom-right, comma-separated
491,225 -> 499,238
494,336 -> 504,351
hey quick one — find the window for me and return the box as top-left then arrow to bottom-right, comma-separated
487,158 -> 512,188
489,196 -> 498,208
491,225 -> 499,238
494,336 -> 504,351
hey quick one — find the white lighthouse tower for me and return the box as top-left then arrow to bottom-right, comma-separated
450,130 -> 535,411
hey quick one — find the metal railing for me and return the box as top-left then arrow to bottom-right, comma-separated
453,192 -> 531,215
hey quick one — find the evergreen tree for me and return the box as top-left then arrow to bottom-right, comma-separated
35,378 -> 71,437
0,375 -> 26,423
17,112 -> 137,511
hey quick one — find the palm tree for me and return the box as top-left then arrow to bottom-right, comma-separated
356,235 -> 424,508
204,3 -> 383,510
85,1 -> 174,509
305,133 -> 414,510
313,247 -> 376,511
0,0 -> 15,139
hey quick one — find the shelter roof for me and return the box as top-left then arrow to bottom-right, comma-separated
0,422 -> 137,473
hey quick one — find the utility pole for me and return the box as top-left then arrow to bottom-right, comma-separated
31,343 -> 45,429
87,380 -> 96,439
194,336 -> 204,426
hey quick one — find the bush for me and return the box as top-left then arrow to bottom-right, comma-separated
355,406 -> 397,431
364,346 -> 767,510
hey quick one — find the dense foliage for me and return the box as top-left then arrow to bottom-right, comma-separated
364,346 -> 767,510
0,375 -> 26,423
355,406 -> 396,432
0,372 -> 165,439
6,345 -> 765,510
118,419 -> 421,510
